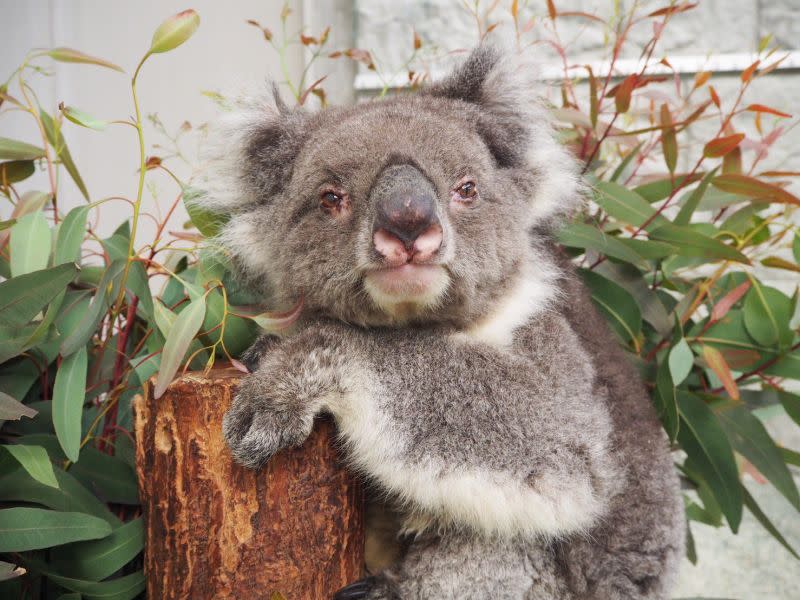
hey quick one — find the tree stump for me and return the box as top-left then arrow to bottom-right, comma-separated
133,367 -> 364,599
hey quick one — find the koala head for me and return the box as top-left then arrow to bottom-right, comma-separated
199,46 -> 581,328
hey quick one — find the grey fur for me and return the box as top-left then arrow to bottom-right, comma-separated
201,46 -> 683,599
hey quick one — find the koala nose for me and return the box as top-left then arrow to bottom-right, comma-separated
371,164 -> 443,266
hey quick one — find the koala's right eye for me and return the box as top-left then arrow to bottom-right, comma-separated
320,191 -> 342,208
319,187 -> 350,216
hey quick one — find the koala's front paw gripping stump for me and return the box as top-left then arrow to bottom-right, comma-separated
134,367 -> 365,599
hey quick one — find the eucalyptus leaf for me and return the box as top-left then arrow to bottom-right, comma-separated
10,211 -> 51,276
0,137 -> 45,160
55,206 -> 89,265
154,295 -> 206,398
52,347 -> 88,462
40,109 -> 89,201
1,444 -> 58,488
0,507 -> 111,552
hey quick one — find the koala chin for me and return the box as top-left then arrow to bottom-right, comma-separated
198,46 -> 684,599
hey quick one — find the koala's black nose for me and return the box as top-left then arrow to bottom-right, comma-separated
370,164 -> 442,263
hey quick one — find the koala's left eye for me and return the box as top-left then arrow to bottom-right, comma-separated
453,179 -> 478,202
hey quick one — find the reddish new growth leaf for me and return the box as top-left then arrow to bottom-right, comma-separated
614,75 -> 638,114
343,48 -> 375,70
741,60 -> 760,83
246,19 -> 273,42
710,281 -> 751,323
648,2 -> 698,17
693,71 -> 711,88
144,156 -> 162,170
746,104 -> 792,118
703,133 -> 745,158
413,30 -> 422,50
712,174 -> 800,206
547,0 -> 557,20
300,34 -> 317,46
709,85 -> 721,108
702,345 -> 740,400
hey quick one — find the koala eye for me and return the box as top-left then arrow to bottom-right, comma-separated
453,179 -> 478,202
320,190 -> 343,209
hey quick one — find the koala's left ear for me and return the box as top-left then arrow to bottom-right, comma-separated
426,46 -> 583,225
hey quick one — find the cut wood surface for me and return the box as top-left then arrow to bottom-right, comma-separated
134,367 -> 364,599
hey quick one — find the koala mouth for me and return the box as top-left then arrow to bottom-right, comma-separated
364,264 -> 450,310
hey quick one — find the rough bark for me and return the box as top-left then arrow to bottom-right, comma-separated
134,367 -> 364,599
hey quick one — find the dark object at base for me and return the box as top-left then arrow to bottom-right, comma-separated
334,576 -> 377,599
134,367 -> 365,599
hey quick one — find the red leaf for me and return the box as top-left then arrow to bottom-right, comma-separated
693,71 -> 711,88
413,30 -> 422,50
745,104 -> 792,118
546,0 -> 557,20
648,2 -> 698,17
703,133 -> 745,158
557,11 -> 605,22
709,85 -> 721,108
614,75 -> 637,114
741,60 -> 760,83
702,345 -> 739,400
712,174 -> 800,205
710,281 -> 750,323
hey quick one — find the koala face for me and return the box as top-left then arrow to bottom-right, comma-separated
200,47 -> 581,327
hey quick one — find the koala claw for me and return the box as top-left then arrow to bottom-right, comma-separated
222,389 -> 312,469
332,577 -> 376,600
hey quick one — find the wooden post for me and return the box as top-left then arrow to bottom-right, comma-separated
134,368 -> 364,599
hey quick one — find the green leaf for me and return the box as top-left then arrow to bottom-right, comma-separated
154,295 -> 206,398
633,173 -> 703,203
780,391 -> 800,426
0,137 -> 45,160
0,391 -> 38,421
52,347 -> 88,462
649,224 -> 750,264
60,260 -> 126,357
715,402 -> 799,510
55,206 -> 89,265
669,338 -> 694,385
183,186 -> 228,237
594,181 -> 667,231
742,487 -> 799,559
126,260 -> 154,321
559,223 -> 648,268
0,263 -> 77,328
149,10 -> 201,54
655,359 -> 679,441
677,391 -> 743,532
675,168 -> 718,226
0,507 -> 111,552
10,211 -> 51,277
594,261 -> 672,335
0,467 -> 118,525
609,142 -> 643,183
50,518 -> 143,582
0,160 -> 35,183
1,444 -> 58,488
45,47 -> 123,71
614,237 -> 676,259
743,282 -> 793,348
40,109 -> 89,201
793,233 -> 800,264
37,569 -> 144,600
62,106 -> 108,131
579,268 -> 642,347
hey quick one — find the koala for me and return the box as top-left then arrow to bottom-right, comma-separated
198,46 -> 684,599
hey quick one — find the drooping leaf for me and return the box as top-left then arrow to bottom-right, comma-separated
52,346 -> 88,462
712,173 -> 800,206
60,260 -> 126,357
701,345 -> 739,400
675,168 -> 718,226
0,160 -> 35,183
677,391 -> 743,532
55,206 -> 89,265
780,391 -> 800,426
154,295 -> 207,398
760,256 -> 800,273
10,211 -> 51,277
34,568 -> 144,600
649,224 -> 749,264
745,104 -> 792,118
0,137 -> 45,160
593,181 -> 667,231
660,104 -> 677,173
40,109 -> 89,201
579,269 -> 642,348
655,359 -> 679,441
62,106 -> 108,131
0,507 -> 111,552
743,282 -> 793,348
183,186 -> 228,237
1,444 -> 58,488
126,260 -> 154,320
45,48 -> 123,71
669,338 -> 694,385
50,518 -> 144,582
714,401 -> 800,511
614,74 -> 636,113
558,223 -> 648,268
0,391 -> 38,421
149,10 -> 201,54
0,263 -> 77,329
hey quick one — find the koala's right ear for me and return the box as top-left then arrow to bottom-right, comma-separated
197,85 -> 308,214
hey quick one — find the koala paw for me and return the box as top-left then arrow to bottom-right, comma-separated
222,376 -> 313,469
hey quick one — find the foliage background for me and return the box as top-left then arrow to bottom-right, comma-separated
1,1 -> 799,598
